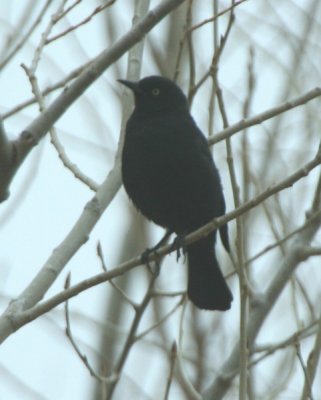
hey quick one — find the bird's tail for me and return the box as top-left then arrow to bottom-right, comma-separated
187,235 -> 232,311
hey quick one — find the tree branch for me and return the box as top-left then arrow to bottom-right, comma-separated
0,117 -> 17,201
209,87 -> 321,146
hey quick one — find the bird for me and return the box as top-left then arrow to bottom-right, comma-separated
119,75 -> 232,311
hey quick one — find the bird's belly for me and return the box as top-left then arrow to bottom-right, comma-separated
122,145 -> 216,233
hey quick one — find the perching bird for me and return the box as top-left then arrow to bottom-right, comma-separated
119,76 -> 232,311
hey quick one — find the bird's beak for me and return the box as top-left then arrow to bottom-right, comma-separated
118,79 -> 140,93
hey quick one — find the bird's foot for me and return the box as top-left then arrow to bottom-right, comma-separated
141,247 -> 161,277
141,246 -> 159,266
141,231 -> 172,267
171,235 -> 187,262
141,230 -> 173,271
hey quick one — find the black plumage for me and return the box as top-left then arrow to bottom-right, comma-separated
119,76 -> 232,311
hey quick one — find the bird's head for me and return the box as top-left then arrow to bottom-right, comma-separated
118,75 -> 188,115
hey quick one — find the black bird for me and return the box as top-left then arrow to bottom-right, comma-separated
119,76 -> 232,311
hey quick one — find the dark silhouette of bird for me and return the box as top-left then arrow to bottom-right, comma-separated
119,76 -> 232,311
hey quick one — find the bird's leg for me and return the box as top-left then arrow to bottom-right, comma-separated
171,234 -> 187,262
141,229 -> 173,267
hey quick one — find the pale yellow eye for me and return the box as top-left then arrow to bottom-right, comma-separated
152,88 -> 160,96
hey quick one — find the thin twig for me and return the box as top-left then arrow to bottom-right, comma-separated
0,0 -> 52,70
175,298 -> 202,399
46,0 -> 117,44
212,7 -> 249,398
134,297 -> 184,342
2,61 -> 91,120
49,127 -> 99,191
251,320 -> 319,367
21,63 -> 98,191
209,87 -> 321,146
207,0 -> 219,138
295,340 -> 314,400
187,0 -> 248,34
186,0 -> 196,105
163,341 -> 177,400
176,349 -> 202,400
105,269 -> 159,399
301,316 -> 321,400
189,12 -> 234,103
241,47 -> 255,205
173,3 -> 193,82
151,289 -> 185,297
58,0 -> 82,20
64,274 -> 117,384
20,1 -> 101,190
245,211 -> 321,266
31,0 -> 68,73
97,242 -> 138,310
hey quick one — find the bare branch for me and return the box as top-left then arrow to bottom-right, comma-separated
105,268 -> 159,398
176,349 -> 202,400
296,340 -> 314,400
46,0 -> 117,44
31,0 -> 68,73
97,242 -> 138,310
252,319 -> 319,365
22,60 -> 99,191
134,297 -> 184,342
301,316 -> 321,399
211,10 -> 249,398
64,276 -> 117,384
163,342 -> 177,400
188,0 -> 248,34
49,127 -> 99,191
0,116 -> 16,201
2,62 -> 90,120
0,0 -> 52,70
210,87 -> 321,146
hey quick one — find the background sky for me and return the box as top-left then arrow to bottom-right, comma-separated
0,1 -> 321,399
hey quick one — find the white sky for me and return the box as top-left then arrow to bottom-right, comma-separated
0,1 -> 321,399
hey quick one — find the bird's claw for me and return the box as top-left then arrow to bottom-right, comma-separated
141,230 -> 172,268
141,247 -> 161,277
171,235 -> 187,262
141,246 -> 158,266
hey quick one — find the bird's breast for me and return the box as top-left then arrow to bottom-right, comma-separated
121,114 -> 224,231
